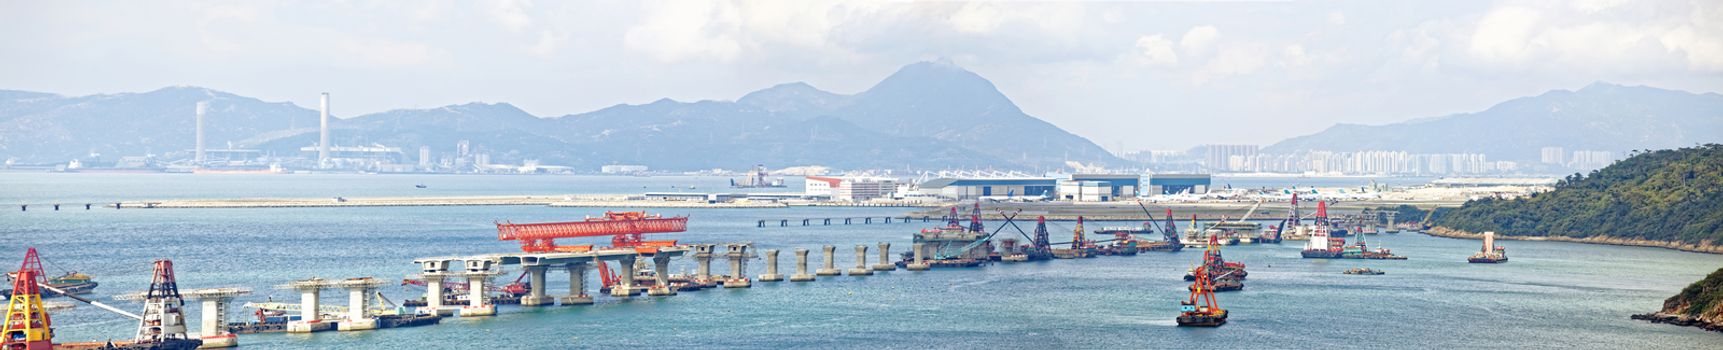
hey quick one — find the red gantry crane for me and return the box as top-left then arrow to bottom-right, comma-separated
496,211 -> 689,293
495,211 -> 689,254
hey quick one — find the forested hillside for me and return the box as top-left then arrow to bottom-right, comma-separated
1433,144 -> 1723,246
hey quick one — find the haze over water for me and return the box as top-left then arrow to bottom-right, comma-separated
4,174 -> 1719,349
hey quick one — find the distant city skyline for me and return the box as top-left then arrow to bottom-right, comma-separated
2,1 -> 1720,151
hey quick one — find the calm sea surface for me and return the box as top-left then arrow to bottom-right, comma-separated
1,173 -> 1718,349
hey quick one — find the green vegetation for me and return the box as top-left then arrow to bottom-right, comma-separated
1433,144 -> 1723,246
1670,267 -> 1723,317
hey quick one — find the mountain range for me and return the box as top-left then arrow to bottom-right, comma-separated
0,61 -> 1123,171
1264,83 -> 1723,163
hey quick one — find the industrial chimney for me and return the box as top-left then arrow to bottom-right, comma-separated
195,101 -> 208,165
318,92 -> 330,167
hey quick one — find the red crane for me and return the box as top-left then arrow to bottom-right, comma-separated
496,211 -> 689,254
3,248 -> 52,350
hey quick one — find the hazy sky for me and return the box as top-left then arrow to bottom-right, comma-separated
2,0 -> 1720,151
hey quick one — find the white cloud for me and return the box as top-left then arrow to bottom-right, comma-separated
1180,25 -> 1220,55
1328,12 -> 1346,26
487,0 -> 534,32
623,2 -> 744,63
1281,44 -> 1310,67
1661,25 -> 1723,72
336,37 -> 440,66
1468,6 -> 1542,63
1133,34 -> 1178,66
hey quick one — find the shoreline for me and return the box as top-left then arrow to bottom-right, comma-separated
1632,312 -> 1723,333
1424,226 -> 1723,255
112,195 -> 947,209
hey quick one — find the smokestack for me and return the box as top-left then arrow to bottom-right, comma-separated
318,92 -> 330,167
195,101 -> 207,165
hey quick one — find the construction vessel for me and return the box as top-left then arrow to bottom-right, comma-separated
1182,236 -> 1244,292
998,216 -> 1055,262
1176,239 -> 1228,327
1467,231 -> 1508,263
897,204 -> 995,269
1051,217 -> 1098,259
1301,201 -> 1406,260
6,249 -> 205,350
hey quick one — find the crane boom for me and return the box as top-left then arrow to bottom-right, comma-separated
39,283 -> 142,320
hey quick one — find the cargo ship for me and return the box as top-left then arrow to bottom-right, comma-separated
1467,231 -> 1508,263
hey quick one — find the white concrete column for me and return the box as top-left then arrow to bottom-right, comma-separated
521,266 -> 551,306
790,248 -> 814,282
561,263 -> 593,305
908,243 -> 930,270
873,243 -> 896,271
299,288 -> 320,322
759,249 -> 782,282
423,276 -> 444,310
816,245 -> 841,276
648,255 -> 676,296
200,299 -> 220,338
611,256 -> 638,297
848,245 -> 873,276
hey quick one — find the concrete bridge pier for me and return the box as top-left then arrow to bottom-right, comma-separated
561,263 -> 594,305
610,255 -> 640,297
906,243 -> 931,271
816,245 -> 842,276
759,249 -> 783,282
724,244 -> 751,288
872,243 -> 896,271
521,265 -> 553,306
790,248 -> 815,282
648,254 -> 677,296
459,260 -> 500,317
694,244 -> 716,286
848,245 -> 873,276
285,281 -> 325,333
338,278 -> 383,331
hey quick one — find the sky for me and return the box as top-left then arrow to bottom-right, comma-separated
2,0 -> 1720,152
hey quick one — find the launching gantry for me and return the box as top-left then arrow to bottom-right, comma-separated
117,287 -> 252,348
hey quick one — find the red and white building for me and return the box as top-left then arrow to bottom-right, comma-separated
805,176 -> 899,202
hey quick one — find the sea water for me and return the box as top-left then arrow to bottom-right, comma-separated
1,173 -> 1718,349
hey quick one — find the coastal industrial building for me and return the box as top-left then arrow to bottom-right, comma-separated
913,173 -> 1158,202
1145,174 -> 1212,195
1057,174 -> 1140,201
804,176 -> 898,201
601,164 -> 649,174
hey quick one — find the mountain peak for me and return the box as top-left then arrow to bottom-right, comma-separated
737,82 -> 847,113
861,60 -> 1008,106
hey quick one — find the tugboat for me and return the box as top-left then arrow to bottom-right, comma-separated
1342,267 -> 1385,275
1467,231 -> 1508,263
1176,236 -> 1229,327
